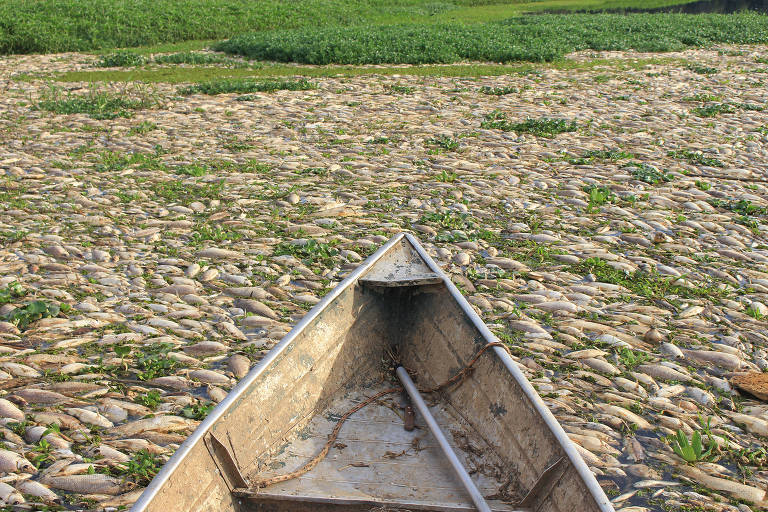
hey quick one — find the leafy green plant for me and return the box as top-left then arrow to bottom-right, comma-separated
670,429 -> 713,463
481,111 -> 577,137
96,51 -> 146,67
686,63 -> 717,75
175,164 -> 208,177
583,185 -> 614,212
667,149 -> 723,167
746,304 -> 765,320
0,281 -> 25,304
568,149 -> 634,165
119,450 -> 161,485
29,439 -> 54,468
213,13 -> 768,65
181,402 -> 214,420
1,301 -> 69,330
385,84 -> 415,94
190,224 -> 243,244
695,180 -> 711,191
426,135 -> 459,152
709,198 -> 767,217
616,347 -> 651,370
572,257 -> 724,301
479,85 -> 517,95
134,390 -> 162,410
134,343 -> 179,381
150,180 -> 224,204
630,163 -> 674,184
274,239 -> 339,267
692,103 -> 734,118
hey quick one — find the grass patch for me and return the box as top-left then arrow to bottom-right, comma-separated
154,52 -> 234,65
568,148 -> 634,164
426,135 -> 460,152
571,257 -> 724,301
480,85 -> 517,95
691,103 -> 735,118
37,86 -> 156,120
96,51 -> 147,67
150,180 -> 225,204
481,111 -> 577,137
178,78 -> 316,95
52,57 -> 679,83
274,239 -> 339,267
667,149 -> 723,167
214,13 -> 768,65
128,121 -> 158,136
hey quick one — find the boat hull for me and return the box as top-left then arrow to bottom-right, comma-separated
131,234 -> 614,512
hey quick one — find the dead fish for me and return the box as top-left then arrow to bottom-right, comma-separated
0,427 -> 24,446
207,385 -> 228,403
99,488 -> 145,509
227,354 -> 250,379
109,415 -> 195,437
0,481 -> 24,505
47,462 -> 96,477
31,412 -> 83,430
168,351 -> 201,365
595,404 -> 652,429
136,431 -> 187,446
0,449 -> 36,473
0,362 -> 41,377
726,412 -> 768,436
50,381 -> 104,395
13,388 -> 68,404
90,445 -> 131,462
97,403 -> 128,423
106,439 -> 166,455
64,408 -> 114,428
182,341 -> 229,356
24,428 -> 71,451
188,369 -> 231,386
60,362 -> 89,374
15,479 -> 59,502
677,465 -> 767,505
613,377 -> 648,398
634,479 -> 680,488
40,474 -> 129,495
0,398 -> 24,421
148,376 -> 191,390
100,398 -> 152,417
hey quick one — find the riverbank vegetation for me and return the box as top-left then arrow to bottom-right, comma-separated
0,0 -> 720,55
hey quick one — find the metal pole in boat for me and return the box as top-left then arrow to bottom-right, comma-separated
395,367 -> 492,512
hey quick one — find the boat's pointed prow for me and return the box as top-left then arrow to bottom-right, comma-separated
131,233 -> 614,512
359,234 -> 442,287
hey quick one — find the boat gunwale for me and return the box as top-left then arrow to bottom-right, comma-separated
404,233 -> 614,512
131,232 -> 614,512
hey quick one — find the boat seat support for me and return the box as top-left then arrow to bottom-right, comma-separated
517,456 -> 567,510
205,431 -> 248,491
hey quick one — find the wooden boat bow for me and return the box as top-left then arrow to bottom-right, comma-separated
131,233 -> 615,512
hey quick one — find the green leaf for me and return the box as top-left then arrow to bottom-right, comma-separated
692,431 -> 703,458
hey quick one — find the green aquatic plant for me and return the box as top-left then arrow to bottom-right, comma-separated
670,429 -> 713,463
